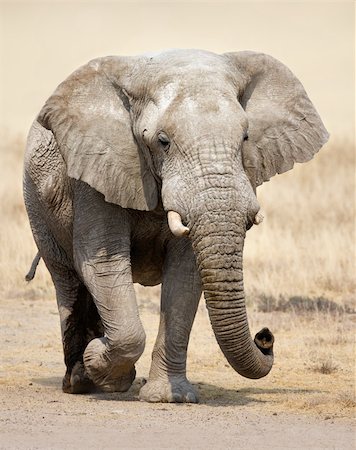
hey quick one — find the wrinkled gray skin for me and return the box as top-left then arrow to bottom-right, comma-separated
23,49 -> 328,402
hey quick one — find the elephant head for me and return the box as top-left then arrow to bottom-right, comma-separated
38,49 -> 328,380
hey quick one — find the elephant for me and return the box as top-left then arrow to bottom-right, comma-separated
23,49 -> 328,403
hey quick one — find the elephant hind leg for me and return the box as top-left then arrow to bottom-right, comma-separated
51,269 -> 103,394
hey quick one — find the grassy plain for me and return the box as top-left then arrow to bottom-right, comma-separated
0,135 -> 355,418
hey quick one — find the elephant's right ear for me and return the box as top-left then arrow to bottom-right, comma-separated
38,57 -> 158,211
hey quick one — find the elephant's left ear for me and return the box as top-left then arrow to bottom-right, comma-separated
224,51 -> 329,187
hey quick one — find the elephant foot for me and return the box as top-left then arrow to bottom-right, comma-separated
83,337 -> 139,392
93,365 -> 136,393
139,376 -> 198,403
62,361 -> 95,394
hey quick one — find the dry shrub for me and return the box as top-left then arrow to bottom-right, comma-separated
338,392 -> 356,409
254,294 -> 352,314
310,358 -> 338,375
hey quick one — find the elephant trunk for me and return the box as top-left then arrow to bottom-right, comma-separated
189,206 -> 274,379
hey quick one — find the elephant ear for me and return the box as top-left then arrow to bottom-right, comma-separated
37,56 -> 158,210
225,51 -> 329,188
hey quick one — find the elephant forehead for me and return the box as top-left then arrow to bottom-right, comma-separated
143,51 -> 232,86
148,71 -> 237,114
144,48 -> 223,66
155,83 -> 242,127
155,82 -> 179,111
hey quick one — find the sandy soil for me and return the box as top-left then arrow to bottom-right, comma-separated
1,290 -> 354,450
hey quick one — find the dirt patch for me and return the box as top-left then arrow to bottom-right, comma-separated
0,291 -> 354,449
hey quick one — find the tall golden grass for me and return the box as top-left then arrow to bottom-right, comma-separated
244,138 -> 355,309
0,133 -> 54,299
0,134 -> 354,308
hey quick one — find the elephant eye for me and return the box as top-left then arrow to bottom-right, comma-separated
243,133 -> 249,141
157,132 -> 171,151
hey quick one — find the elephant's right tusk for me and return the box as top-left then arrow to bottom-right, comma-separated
254,210 -> 264,225
167,211 -> 190,237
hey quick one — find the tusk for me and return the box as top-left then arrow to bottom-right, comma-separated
167,211 -> 190,237
254,210 -> 264,225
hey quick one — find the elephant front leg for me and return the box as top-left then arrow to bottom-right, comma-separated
73,188 -> 146,393
77,251 -> 146,393
139,238 -> 202,403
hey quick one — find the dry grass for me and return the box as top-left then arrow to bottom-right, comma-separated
0,133 -> 54,300
244,136 -> 355,308
187,303 -> 356,418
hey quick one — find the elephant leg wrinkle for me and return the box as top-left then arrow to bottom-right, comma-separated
83,336 -> 142,392
139,238 -> 201,403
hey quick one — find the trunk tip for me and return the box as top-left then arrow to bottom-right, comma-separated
254,327 -> 274,355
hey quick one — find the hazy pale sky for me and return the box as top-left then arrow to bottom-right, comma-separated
0,1 -> 354,141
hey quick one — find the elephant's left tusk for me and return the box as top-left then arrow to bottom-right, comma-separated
167,211 -> 190,237
254,210 -> 264,225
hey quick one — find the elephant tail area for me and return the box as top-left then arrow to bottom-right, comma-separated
25,252 -> 41,282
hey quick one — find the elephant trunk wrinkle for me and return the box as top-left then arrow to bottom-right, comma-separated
190,215 -> 274,380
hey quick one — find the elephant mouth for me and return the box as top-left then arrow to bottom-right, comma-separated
167,209 -> 263,237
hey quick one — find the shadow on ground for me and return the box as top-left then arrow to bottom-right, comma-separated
32,376 -> 321,407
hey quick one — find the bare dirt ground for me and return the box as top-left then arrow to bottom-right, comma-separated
1,286 -> 354,450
